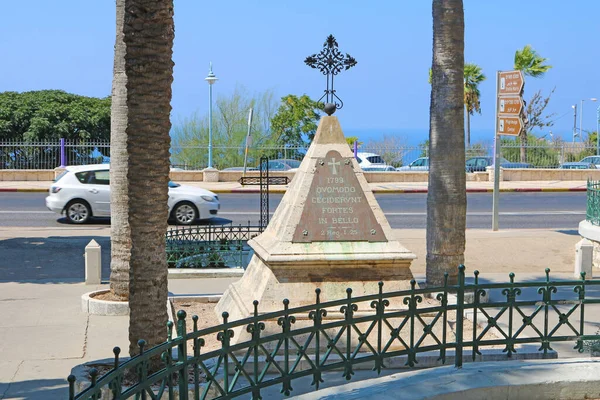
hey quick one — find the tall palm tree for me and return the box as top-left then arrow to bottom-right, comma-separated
428,63 -> 485,147
109,0 -> 130,301
427,0 -> 466,286
122,0 -> 175,356
464,63 -> 485,147
514,45 -> 552,78
513,45 -> 552,162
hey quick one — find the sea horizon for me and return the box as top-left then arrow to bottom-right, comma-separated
343,128 -> 497,148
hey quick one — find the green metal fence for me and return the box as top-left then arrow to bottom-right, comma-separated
166,224 -> 262,269
68,266 -> 600,399
587,180 -> 600,226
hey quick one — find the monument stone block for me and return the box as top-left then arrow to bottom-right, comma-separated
216,116 -> 416,345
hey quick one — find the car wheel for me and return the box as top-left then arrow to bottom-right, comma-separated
66,200 -> 92,224
172,201 -> 198,225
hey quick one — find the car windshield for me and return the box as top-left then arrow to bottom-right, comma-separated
168,181 -> 181,188
366,156 -> 385,164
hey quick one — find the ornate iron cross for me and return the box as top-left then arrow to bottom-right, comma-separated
304,35 -> 357,116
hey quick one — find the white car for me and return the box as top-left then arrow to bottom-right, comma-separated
45,164 -> 220,225
355,152 -> 387,169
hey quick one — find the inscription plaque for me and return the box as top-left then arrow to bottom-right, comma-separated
292,150 -> 387,243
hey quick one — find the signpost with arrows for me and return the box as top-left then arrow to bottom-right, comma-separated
492,70 -> 525,231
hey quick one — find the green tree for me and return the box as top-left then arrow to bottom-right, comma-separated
0,90 -> 111,168
513,45 -> 552,162
270,94 -> 323,146
171,86 -> 278,169
514,45 -> 552,78
346,136 -> 360,147
0,90 -> 110,142
501,134 -> 560,167
121,0 -> 174,358
464,63 -> 486,146
427,0 -> 466,286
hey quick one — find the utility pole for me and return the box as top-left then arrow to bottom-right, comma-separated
572,104 -> 577,142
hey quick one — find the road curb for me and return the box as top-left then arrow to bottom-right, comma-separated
0,187 -> 588,194
0,188 -> 47,192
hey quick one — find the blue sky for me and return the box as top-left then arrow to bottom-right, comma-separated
1,1 -> 599,145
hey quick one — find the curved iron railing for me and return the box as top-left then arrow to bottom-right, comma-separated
69,266 -> 600,399
586,180 -> 600,226
165,223 -> 262,268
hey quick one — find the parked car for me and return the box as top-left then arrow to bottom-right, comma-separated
221,167 -> 258,171
45,164 -> 220,225
465,157 -> 533,172
356,152 -> 387,169
579,156 -> 600,165
559,162 -> 597,169
397,157 -> 429,171
362,165 -> 397,172
258,159 -> 301,171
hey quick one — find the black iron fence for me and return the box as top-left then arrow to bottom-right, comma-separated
166,224 -> 262,268
69,266 -> 600,399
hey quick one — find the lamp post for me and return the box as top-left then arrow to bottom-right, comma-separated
597,105 -> 600,155
205,63 -> 218,169
572,105 -> 577,142
580,98 -> 597,142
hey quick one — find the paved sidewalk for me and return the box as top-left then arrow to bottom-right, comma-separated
0,179 -> 590,193
0,227 -> 585,399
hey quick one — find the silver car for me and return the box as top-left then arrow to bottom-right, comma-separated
397,157 -> 429,171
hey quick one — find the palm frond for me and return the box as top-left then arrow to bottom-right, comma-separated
514,45 -> 552,78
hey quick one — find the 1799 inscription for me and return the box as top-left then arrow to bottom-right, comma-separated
292,150 -> 387,242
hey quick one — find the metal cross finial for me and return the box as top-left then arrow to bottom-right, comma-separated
304,35 -> 357,116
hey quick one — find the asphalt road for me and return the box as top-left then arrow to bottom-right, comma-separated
0,192 -> 587,230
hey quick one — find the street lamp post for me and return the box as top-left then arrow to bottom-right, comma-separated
597,105 -> 600,155
205,63 -> 218,169
572,105 -> 577,142
580,97 -> 597,142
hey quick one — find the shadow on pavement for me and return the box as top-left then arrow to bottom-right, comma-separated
0,236 -> 110,283
556,229 -> 580,236
0,218 -> 238,283
1,378 -> 67,400
55,216 -> 235,226
56,216 -> 110,225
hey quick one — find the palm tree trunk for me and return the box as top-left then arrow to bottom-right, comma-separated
109,0 -> 130,300
427,0 -> 466,286
465,105 -> 471,147
123,0 -> 174,356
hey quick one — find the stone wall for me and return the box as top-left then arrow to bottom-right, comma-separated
0,170 -> 55,181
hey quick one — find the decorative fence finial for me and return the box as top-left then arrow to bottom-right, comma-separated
304,35 -> 357,116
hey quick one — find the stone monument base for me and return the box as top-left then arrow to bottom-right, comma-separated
215,253 -> 417,346
216,116 -> 417,346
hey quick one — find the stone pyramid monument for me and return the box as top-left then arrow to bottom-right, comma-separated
216,116 -> 416,329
